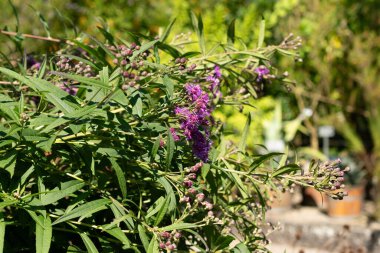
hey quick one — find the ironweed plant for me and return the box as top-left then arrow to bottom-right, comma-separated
0,16 -> 345,253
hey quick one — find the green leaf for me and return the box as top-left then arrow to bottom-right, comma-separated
30,180 -> 85,206
163,75 -> 174,98
131,94 -> 143,117
201,163 -> 210,180
0,213 -> 5,253
0,200 -> 18,210
147,234 -> 158,253
99,66 -> 109,85
238,113 -> 251,154
154,196 -> 170,226
0,68 -> 77,114
105,227 -> 131,247
109,158 -> 127,199
52,72 -> 111,90
227,19 -> 236,44
248,152 -> 283,173
258,17 -> 265,48
160,18 -> 176,43
190,12 -> 205,54
165,129 -> 175,170
232,242 -> 250,253
150,136 -> 161,163
272,164 -> 300,178
52,199 -> 110,225
35,215 -> 52,253
80,233 -> 99,253
0,152 -> 17,177
157,177 -> 176,213
214,235 -> 235,251
159,222 -> 198,231
138,225 -> 149,252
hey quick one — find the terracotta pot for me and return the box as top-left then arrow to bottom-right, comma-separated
327,185 -> 364,218
304,187 -> 328,210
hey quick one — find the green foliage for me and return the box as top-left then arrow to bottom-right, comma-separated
0,3 -> 349,252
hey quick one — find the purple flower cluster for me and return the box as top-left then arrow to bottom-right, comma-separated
254,65 -> 270,82
207,66 -> 222,98
175,83 -> 212,161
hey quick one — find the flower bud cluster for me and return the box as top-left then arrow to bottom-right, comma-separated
180,162 -> 215,216
107,43 -> 149,88
56,56 -> 93,77
158,230 -> 182,252
308,159 -> 349,199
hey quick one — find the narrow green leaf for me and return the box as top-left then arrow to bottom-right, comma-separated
147,234 -> 158,253
52,199 -> 110,225
131,94 -> 143,117
52,72 -> 111,90
233,242 -> 250,253
163,75 -> 174,98
35,215 -> 52,253
165,129 -> 175,170
154,196 -> 170,226
239,113 -> 251,153
150,136 -> 161,163
80,233 -> 99,253
214,235 -> 235,251
157,177 -> 176,213
160,18 -> 176,43
248,152 -> 283,173
159,222 -> 198,231
258,17 -> 265,48
0,213 -> 5,253
19,92 -> 24,114
190,12 -> 205,54
32,180 -> 85,206
227,19 -> 236,44
109,158 -> 127,199
0,152 -> 17,178
0,200 -> 17,210
272,164 -> 300,177
105,227 -> 131,247
138,225 -> 149,252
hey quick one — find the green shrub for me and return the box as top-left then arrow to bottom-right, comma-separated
0,17 -> 346,252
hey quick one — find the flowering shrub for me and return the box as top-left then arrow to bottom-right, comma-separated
0,18 -> 345,253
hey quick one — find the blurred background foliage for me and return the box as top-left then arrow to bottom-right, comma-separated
1,0 -> 380,213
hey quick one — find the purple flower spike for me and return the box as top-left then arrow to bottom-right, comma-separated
207,66 -> 222,98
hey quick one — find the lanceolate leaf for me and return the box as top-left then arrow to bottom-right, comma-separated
147,234 -> 158,253
105,227 -> 131,247
35,215 -> 52,253
258,17 -> 265,48
52,199 -> 111,225
159,18 -> 176,43
227,19 -> 236,44
165,129 -> 175,170
80,233 -> 99,253
109,158 -> 127,199
272,164 -> 300,177
0,213 -> 5,253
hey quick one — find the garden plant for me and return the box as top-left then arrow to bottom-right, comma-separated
0,11 -> 348,252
